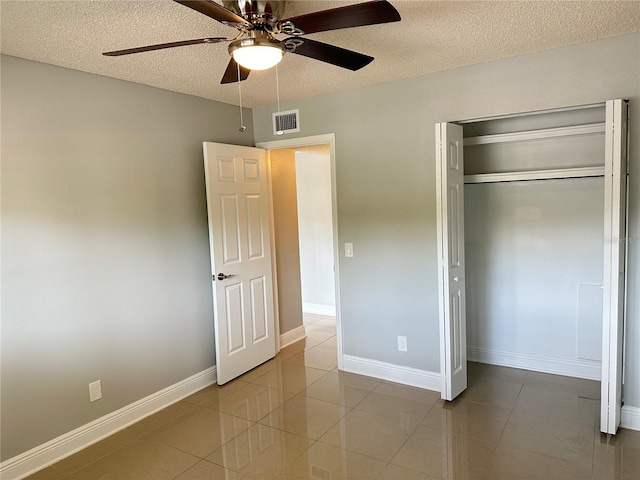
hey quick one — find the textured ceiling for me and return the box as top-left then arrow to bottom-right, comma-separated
2,1 -> 640,108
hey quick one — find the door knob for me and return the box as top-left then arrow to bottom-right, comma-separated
217,273 -> 230,281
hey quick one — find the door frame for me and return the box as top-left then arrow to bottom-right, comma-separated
256,134 -> 344,369
436,100 -> 629,434
601,99 -> 629,434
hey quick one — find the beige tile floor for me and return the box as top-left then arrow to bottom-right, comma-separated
27,313 -> 640,479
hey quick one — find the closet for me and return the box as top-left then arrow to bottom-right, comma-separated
435,100 -> 629,434
464,105 -> 606,379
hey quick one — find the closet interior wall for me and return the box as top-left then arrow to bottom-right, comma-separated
462,104 -> 607,380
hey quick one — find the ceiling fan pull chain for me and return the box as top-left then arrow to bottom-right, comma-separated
237,62 -> 246,132
275,64 -> 284,136
276,64 -> 281,114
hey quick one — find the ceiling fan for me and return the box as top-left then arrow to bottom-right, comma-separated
103,0 -> 401,84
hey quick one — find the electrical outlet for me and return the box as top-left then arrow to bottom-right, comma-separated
397,336 -> 408,352
89,380 -> 102,402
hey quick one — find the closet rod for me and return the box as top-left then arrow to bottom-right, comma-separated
464,166 -> 605,184
464,123 -> 605,146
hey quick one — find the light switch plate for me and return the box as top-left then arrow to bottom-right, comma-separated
345,243 -> 354,258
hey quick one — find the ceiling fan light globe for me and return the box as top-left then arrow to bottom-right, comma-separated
232,46 -> 284,70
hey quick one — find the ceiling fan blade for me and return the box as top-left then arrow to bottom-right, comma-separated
103,37 -> 228,56
173,0 -> 248,26
284,37 -> 373,71
280,0 -> 400,35
221,58 -> 251,84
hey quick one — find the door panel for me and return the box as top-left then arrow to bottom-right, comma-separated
218,156 -> 236,181
436,122 -> 468,401
601,99 -> 629,434
246,195 -> 265,259
250,276 -> 268,341
243,158 -> 260,181
220,195 -> 241,264
225,282 -> 245,353
451,291 -> 462,373
204,142 -> 276,385
448,184 -> 461,267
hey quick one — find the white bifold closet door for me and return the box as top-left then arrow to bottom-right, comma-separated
601,99 -> 629,434
436,99 -> 629,435
435,122 -> 467,401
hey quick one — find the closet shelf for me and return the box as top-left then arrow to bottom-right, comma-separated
464,166 -> 605,184
464,123 -> 605,146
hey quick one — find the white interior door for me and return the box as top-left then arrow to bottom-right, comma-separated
601,99 -> 629,434
203,142 -> 276,385
435,122 -> 468,401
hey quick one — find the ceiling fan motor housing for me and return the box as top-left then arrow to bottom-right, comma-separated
223,0 -> 286,26
228,30 -> 283,54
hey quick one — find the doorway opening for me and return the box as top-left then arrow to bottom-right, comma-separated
293,145 -> 337,347
257,134 -> 343,370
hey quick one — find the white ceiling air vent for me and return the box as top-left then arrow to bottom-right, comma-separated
273,109 -> 300,135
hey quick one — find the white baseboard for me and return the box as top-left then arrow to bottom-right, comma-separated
302,303 -> 336,317
621,405 -> 640,432
342,354 -> 440,392
280,325 -> 306,349
467,346 -> 601,380
0,366 -> 217,480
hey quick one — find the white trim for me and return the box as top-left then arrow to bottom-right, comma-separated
601,99 -> 628,434
328,137 -> 342,371
265,148 -> 281,351
463,123 -> 604,146
256,134 -> 343,370
464,166 -> 605,184
0,367 -> 217,480
621,406 -> 640,432
342,355 -> 440,392
467,347 -> 601,380
302,303 -> 336,317
256,134 -> 335,150
279,325 -> 307,349
457,102 -> 606,124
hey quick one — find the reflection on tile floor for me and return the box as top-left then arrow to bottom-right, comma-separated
28,313 -> 640,479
